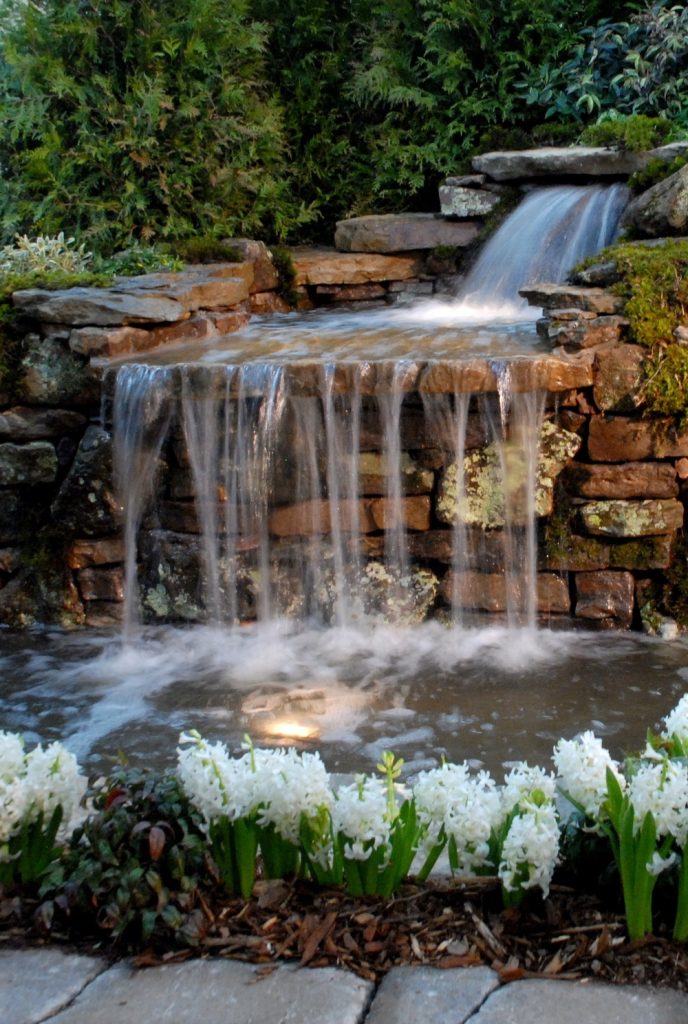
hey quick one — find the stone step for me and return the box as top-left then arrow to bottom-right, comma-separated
334,213 -> 480,253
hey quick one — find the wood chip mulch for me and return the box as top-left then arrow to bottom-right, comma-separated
2,878 -> 688,990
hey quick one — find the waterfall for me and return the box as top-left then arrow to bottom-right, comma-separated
452,183 -> 629,318
110,183 -> 629,635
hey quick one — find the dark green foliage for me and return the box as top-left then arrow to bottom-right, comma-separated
579,115 -> 672,152
0,0 -> 304,251
41,766 -> 209,949
162,238 -> 242,265
521,3 -> 688,128
96,245 -> 183,277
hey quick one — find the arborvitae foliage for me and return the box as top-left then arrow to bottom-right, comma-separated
0,0 -> 307,251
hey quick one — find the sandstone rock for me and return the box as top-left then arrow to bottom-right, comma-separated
70,316 -> 217,357
12,287 -> 187,326
540,315 -> 629,350
588,416 -> 688,461
249,291 -> 291,314
0,406 -> 87,441
565,462 -> 678,499
419,355 -> 593,395
593,344 -> 645,412
439,186 -> 501,218
520,284 -> 625,315
609,535 -> 673,570
622,164 -> 688,237
571,260 -> 622,287
436,420 -> 581,528
357,452 -> 435,495
472,147 -> 647,181
387,280 -> 434,296
77,566 -> 124,602
0,441 -> 58,485
206,308 -> 252,335
315,283 -> 387,302
67,537 -> 125,568
579,498 -> 683,537
369,495 -> 431,531
269,499 -> 377,538
292,248 -> 423,286
18,336 -> 98,406
221,239 -> 279,292
85,602 -> 125,627
574,570 -> 635,627
676,458 -> 688,479
111,269 -> 250,313
51,427 -> 121,536
334,213 -> 480,253
440,570 -> 569,614
540,536 -> 611,572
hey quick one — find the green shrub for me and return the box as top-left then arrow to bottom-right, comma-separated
521,4 -> 688,127
0,0 -> 306,251
628,154 -> 688,195
163,238 -> 243,265
41,766 -> 208,949
97,245 -> 183,277
0,233 -> 93,275
579,115 -> 672,152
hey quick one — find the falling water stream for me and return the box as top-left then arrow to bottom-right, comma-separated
6,181 -> 682,776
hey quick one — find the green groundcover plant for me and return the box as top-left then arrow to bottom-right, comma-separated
5,693 -> 688,947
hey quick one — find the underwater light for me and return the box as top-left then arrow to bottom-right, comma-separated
263,720 -> 319,741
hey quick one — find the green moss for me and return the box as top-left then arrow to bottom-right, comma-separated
642,345 -> 688,428
659,533 -> 688,628
628,154 -> 688,195
543,481 -> 575,563
270,245 -> 298,306
579,115 -> 672,152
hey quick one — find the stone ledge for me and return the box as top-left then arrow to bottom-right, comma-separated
335,213 -> 480,252
292,247 -> 423,286
471,145 -> 684,182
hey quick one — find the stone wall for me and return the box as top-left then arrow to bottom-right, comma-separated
0,210 -> 686,632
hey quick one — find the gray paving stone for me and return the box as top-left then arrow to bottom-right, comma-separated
48,959 -> 374,1024
0,949 -> 106,1024
365,966 -> 499,1023
470,978 -> 688,1024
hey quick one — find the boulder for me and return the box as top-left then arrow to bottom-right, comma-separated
69,316 -> 218,357
438,186 -> 501,218
334,214 -> 480,253
76,566 -> 125,602
419,354 -> 594,394
51,426 -> 121,536
67,537 -> 125,568
18,336 -> 99,406
587,416 -> 688,461
220,239 -> 279,292
0,441 -> 58,485
440,570 -> 570,614
472,146 -> 648,181
360,561 -> 439,624
574,570 -> 635,628
0,406 -> 87,440
292,248 -> 422,286
622,164 -> 688,237
539,315 -> 629,350
369,496 -> 431,532
12,287 -> 187,326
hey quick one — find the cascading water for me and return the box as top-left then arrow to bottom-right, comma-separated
111,182 -> 629,637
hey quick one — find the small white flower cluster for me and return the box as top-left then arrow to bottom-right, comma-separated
177,733 -> 333,843
0,731 -> 86,853
662,695 -> 688,745
413,762 -> 501,874
499,800 -> 560,898
332,775 -> 391,861
629,759 -> 688,849
553,731 -> 624,820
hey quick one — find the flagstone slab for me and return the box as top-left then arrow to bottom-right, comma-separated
48,959 -> 374,1024
365,966 -> 499,1023
469,978 -> 688,1024
0,949 -> 106,1024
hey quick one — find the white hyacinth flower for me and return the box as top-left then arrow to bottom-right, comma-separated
502,762 -> 556,814
177,731 -> 259,826
498,800 -> 560,898
332,775 -> 391,861
662,694 -> 688,744
628,758 -> 688,849
0,731 -> 25,782
23,742 -> 87,840
553,731 -> 624,820
250,747 -> 333,843
413,762 -> 501,874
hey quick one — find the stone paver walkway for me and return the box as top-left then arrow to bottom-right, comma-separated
2,949 -> 687,1024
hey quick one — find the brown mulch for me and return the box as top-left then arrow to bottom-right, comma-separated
3,878 -> 688,990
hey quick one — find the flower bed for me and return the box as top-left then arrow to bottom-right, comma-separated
2,698 -> 688,969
